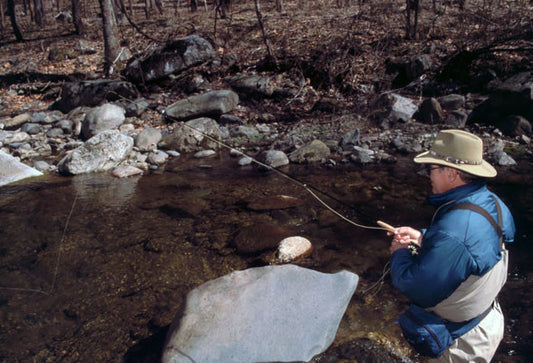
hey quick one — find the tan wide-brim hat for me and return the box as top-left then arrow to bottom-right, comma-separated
414,129 -> 497,178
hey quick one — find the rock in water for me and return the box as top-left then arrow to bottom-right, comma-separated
162,264 -> 359,363
276,236 -> 313,263
0,150 -> 42,186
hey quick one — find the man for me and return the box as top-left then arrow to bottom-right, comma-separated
389,129 -> 515,362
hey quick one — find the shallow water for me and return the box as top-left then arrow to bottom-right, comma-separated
0,152 -> 531,362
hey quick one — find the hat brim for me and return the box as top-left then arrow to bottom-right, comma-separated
414,151 -> 497,178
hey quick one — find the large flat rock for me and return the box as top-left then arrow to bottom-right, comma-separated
162,264 -> 359,363
0,150 -> 42,187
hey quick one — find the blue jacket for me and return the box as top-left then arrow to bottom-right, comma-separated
390,180 -> 515,308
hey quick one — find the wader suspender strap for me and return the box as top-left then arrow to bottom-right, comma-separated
449,196 -> 504,250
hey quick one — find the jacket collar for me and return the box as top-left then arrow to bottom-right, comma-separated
427,179 -> 487,206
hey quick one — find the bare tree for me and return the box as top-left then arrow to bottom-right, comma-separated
1,0 -> 5,31
33,0 -> 46,26
99,0 -> 121,76
216,0 -> 231,18
254,0 -> 277,65
406,0 -> 420,39
71,0 -> 84,34
7,0 -> 24,41
275,0 -> 284,13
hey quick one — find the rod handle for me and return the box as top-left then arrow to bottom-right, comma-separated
377,220 -> 396,232
377,220 -> 420,246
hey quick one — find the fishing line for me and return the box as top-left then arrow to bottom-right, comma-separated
164,113 -> 390,233
164,114 -> 401,296
0,193 -> 78,296
49,193 -> 78,294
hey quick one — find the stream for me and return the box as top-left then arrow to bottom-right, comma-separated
0,152 -> 531,362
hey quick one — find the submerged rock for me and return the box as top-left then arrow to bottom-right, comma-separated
233,222 -> 294,254
162,264 -> 359,363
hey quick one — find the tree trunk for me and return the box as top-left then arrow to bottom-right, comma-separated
190,0 -> 197,12
99,0 -> 121,76
405,0 -> 419,39
1,0 -> 5,31
154,0 -> 163,14
275,0 -> 284,13
8,0 -> 24,41
254,0 -> 277,65
33,0 -> 46,26
71,0 -> 84,34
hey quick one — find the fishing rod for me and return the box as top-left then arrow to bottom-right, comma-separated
163,112 -> 407,236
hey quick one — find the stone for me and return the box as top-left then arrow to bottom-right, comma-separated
469,71 -> 533,125
162,264 -> 359,363
386,54 -> 432,87
497,115 -> 532,137
276,236 -> 313,263
194,149 -> 216,158
437,94 -> 465,111
229,125 -> 260,139
256,149 -> 289,169
125,98 -> 150,117
0,150 -> 42,186
238,156 -> 253,166
228,74 -> 274,99
112,165 -> 144,178
350,146 -> 374,163
339,129 -> 361,150
496,152 -> 517,166
46,127 -> 64,138
123,35 -> 216,84
416,97 -> 444,124
162,118 -> 222,153
20,123 -> 42,135
444,110 -> 468,128
74,39 -> 97,54
288,139 -> 331,163
33,160 -> 52,172
373,93 -> 418,125
147,150 -> 168,165
233,222 -> 294,254
50,80 -> 139,114
57,130 -> 134,175
81,103 -> 126,140
164,90 -> 239,121
55,119 -> 73,133
3,113 -> 31,130
135,127 -> 162,150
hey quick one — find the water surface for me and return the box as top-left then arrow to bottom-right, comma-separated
0,153 -> 531,361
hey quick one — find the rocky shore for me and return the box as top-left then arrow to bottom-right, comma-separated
1,35 -> 532,187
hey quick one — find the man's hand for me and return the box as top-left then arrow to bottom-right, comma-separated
388,227 -> 422,254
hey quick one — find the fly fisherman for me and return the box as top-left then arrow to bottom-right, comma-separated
388,129 -> 516,362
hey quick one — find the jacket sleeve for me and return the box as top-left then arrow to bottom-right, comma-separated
390,230 -> 475,307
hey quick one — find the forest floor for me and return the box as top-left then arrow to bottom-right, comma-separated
1,0 -> 532,126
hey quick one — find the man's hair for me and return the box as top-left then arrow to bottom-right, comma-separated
457,169 -> 479,183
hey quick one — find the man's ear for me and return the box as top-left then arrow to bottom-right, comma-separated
444,167 -> 455,179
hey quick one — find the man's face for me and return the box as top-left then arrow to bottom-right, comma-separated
427,164 -> 450,194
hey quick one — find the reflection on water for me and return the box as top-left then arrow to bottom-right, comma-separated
0,154 -> 531,362
72,173 -> 140,211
